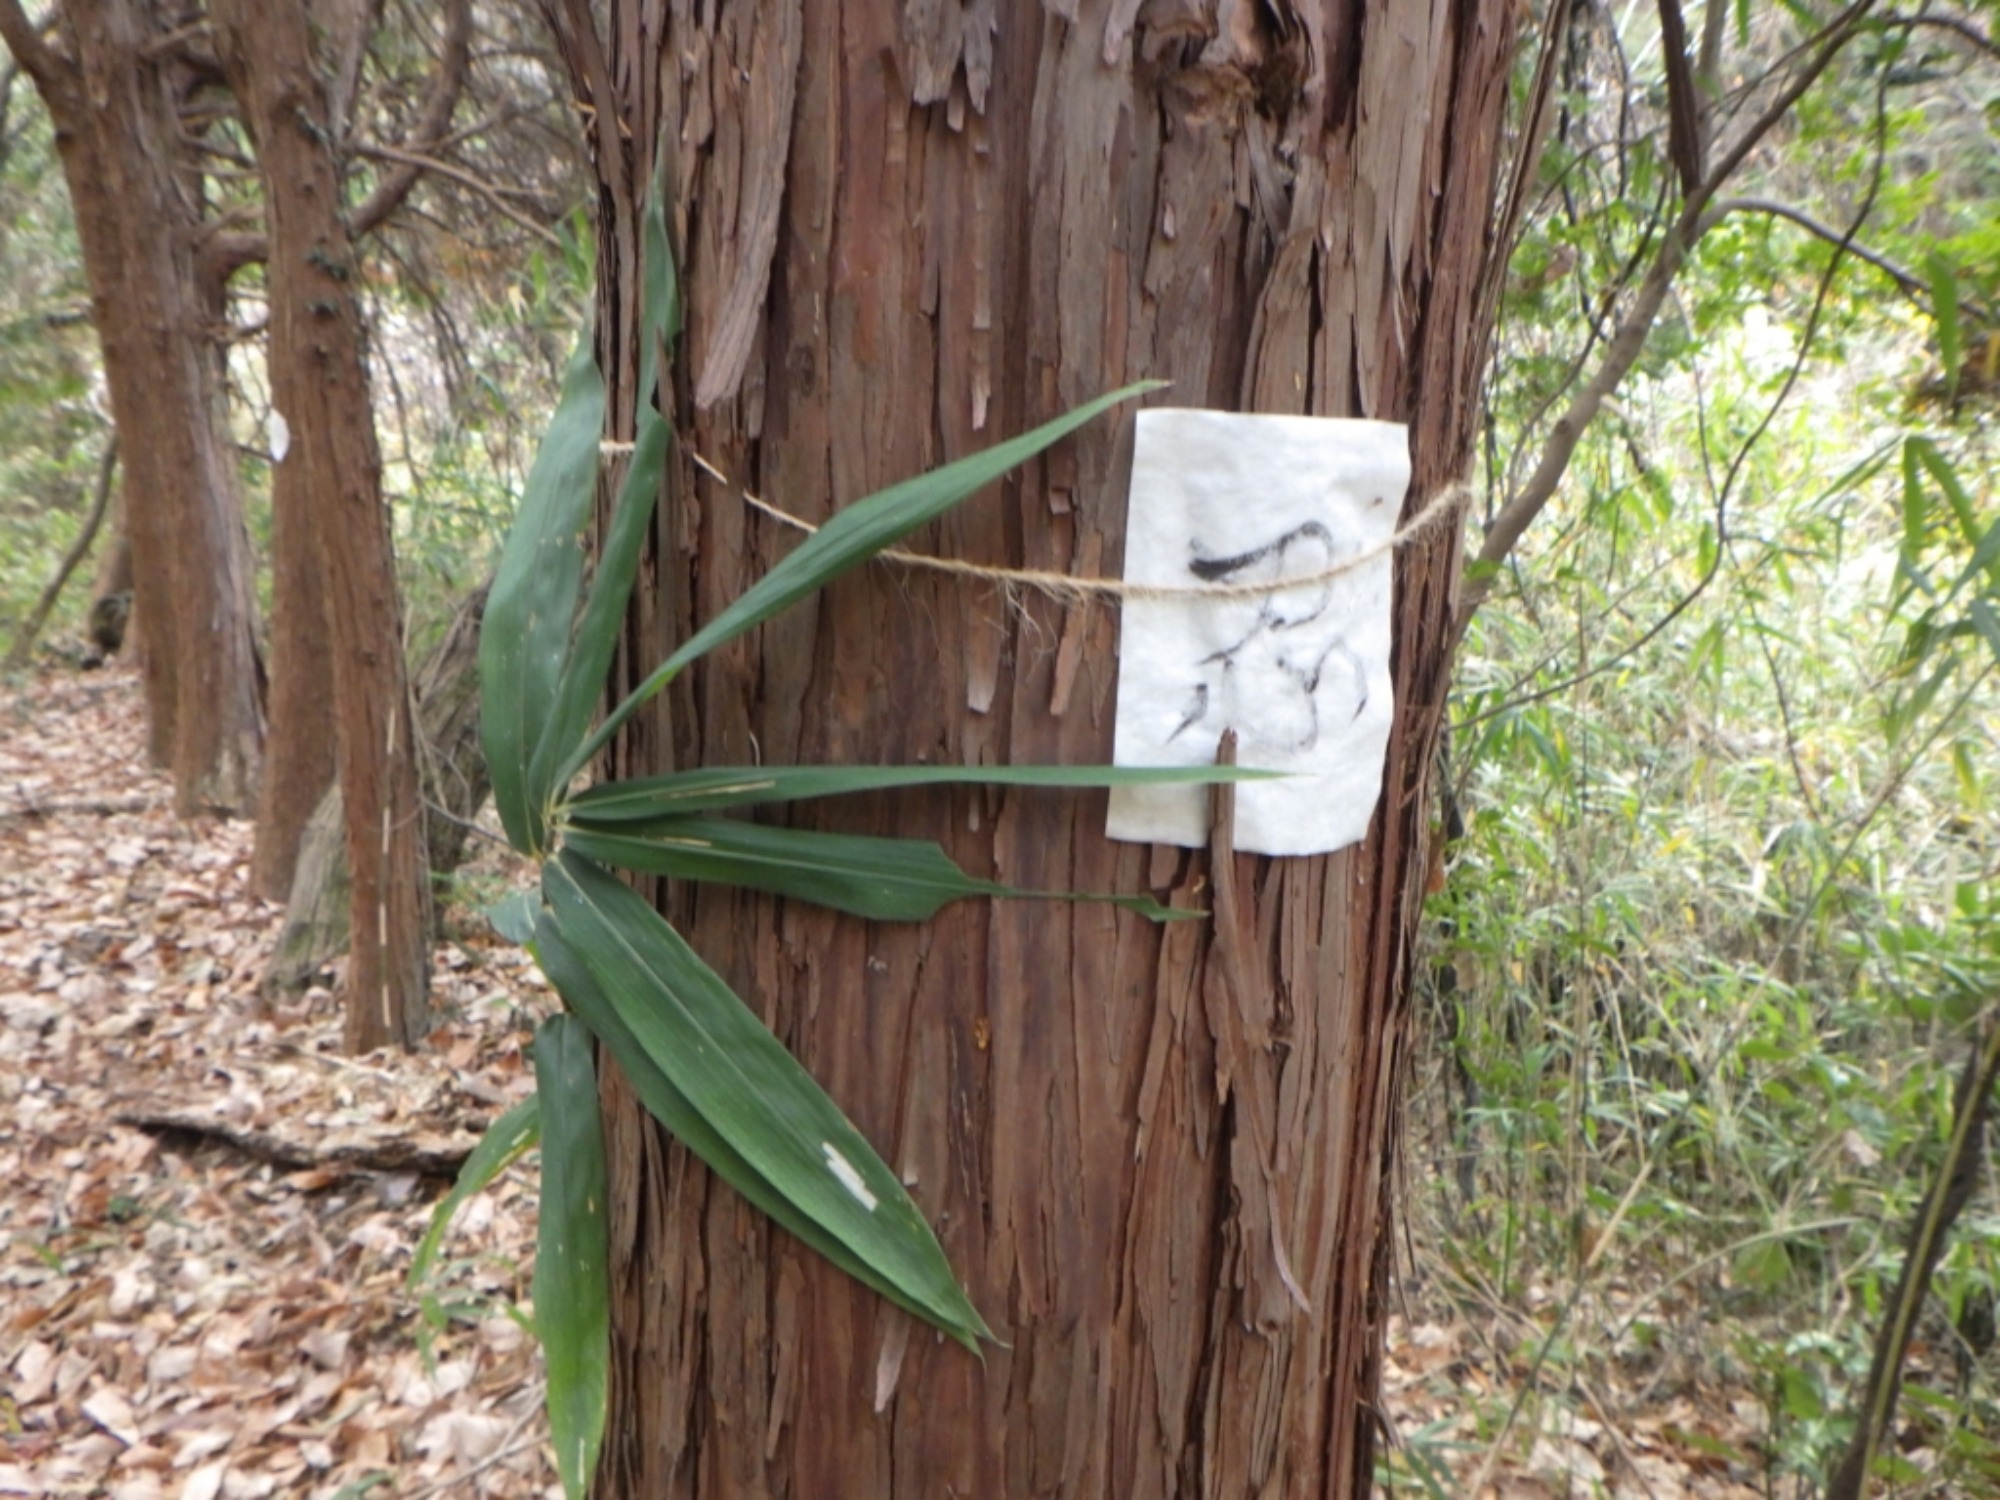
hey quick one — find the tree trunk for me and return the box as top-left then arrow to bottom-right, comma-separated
211,0 -> 430,1052
263,584 -> 491,998
0,0 -> 267,815
548,3 -> 1516,1493
250,475 -> 337,901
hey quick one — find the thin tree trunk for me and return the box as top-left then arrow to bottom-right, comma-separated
212,0 -> 430,1052
548,3 -> 1515,1493
0,0 -> 268,815
4,432 -> 116,671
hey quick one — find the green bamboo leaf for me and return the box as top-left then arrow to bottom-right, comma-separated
530,912 -> 974,1336
637,141 -> 679,412
524,168 -> 680,818
1927,250 -> 1961,409
481,329 -> 606,853
1912,437 -> 1981,553
486,890 -> 541,946
533,1016 -> 609,1500
1901,437 -> 1930,559
527,410 -> 672,805
1968,597 -> 2000,668
561,381 -> 1167,785
406,1094 -> 541,1295
563,817 -> 1197,923
1957,517 -> 2000,597
540,850 -> 990,1347
566,761 -> 1278,821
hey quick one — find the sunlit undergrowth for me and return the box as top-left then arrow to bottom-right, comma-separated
1398,183 -> 2000,1500
1388,9 -> 2000,1494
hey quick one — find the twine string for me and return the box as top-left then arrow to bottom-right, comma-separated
618,444 -> 1471,605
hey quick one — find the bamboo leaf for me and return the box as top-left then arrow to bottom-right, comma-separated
540,851 -> 989,1347
1912,437 -> 1980,553
566,761 -> 1278,822
406,1094 -> 541,1295
530,912 -> 970,1333
1968,597 -> 2000,668
486,891 -> 541,946
637,141 -> 679,412
527,411 -> 671,805
562,381 -> 1166,783
532,1016 -> 609,1500
480,329 -> 605,853
1927,250 -> 1961,409
524,169 -> 680,817
563,817 -> 1198,923
1900,437 -> 1930,558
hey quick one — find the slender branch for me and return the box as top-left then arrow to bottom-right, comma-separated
4,433 -> 118,671
195,0 -> 476,286
1696,0 -> 1729,90
1881,10 -> 1999,59
1476,0 -> 1574,340
351,140 -> 564,247
1710,194 -> 1932,302
348,0 -> 472,238
1827,1017 -> 2000,1500
1656,0 -> 1704,193
0,0 -> 65,98
1691,0 -> 1876,223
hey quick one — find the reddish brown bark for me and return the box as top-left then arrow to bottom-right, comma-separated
0,0 -> 266,815
241,0 -> 469,901
548,2 -> 1517,1493
211,0 -> 430,1052
248,494 -> 335,903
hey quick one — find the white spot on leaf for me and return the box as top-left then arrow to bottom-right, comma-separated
822,1142 -> 878,1211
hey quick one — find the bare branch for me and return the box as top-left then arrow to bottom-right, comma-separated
1882,10 -> 1999,60
1475,0 -> 1574,345
351,140 -> 563,248
4,432 -> 117,671
347,0 -> 471,238
1697,0 -> 1729,91
1711,194 -> 1944,307
1657,0 -> 1704,193
1457,0 -> 1879,622
0,0 -> 66,98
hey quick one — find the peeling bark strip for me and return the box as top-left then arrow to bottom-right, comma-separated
545,2 -> 1517,1494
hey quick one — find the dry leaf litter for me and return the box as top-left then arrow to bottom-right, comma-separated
2,667 -> 1788,1498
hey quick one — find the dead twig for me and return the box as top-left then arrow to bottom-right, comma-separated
115,1104 -> 483,1178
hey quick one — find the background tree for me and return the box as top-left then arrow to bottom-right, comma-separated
0,0 -> 547,1050
234,0 -> 470,905
0,0 -> 468,841
0,0 -> 266,815
209,0 -> 432,1051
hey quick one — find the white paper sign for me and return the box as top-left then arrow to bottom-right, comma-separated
1106,409 -> 1409,857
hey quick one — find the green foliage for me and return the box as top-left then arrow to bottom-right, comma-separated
0,89 -> 107,647
1388,10 -> 2000,1492
407,1094 -> 540,1300
530,1016 -> 609,1498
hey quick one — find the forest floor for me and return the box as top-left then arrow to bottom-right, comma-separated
0,666 -> 1777,1499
